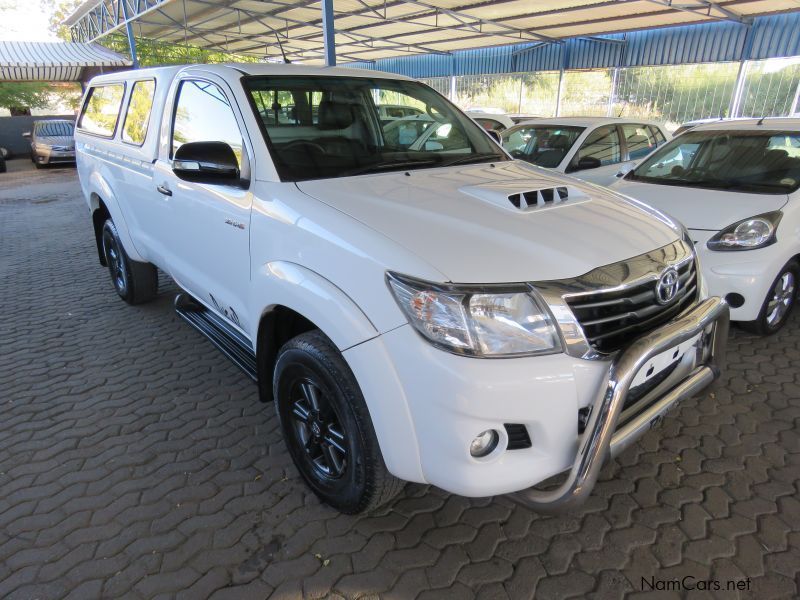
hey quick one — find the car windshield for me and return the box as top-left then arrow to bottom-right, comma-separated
35,121 -> 75,137
244,76 -> 507,181
501,125 -> 584,168
628,129 -> 800,194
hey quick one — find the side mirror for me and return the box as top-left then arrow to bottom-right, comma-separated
487,129 -> 502,144
173,141 -> 240,183
572,156 -> 602,171
616,161 -> 635,178
22,132 -> 31,138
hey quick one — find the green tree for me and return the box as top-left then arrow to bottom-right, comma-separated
0,82 -> 53,115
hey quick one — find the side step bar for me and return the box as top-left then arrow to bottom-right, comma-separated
174,293 -> 258,381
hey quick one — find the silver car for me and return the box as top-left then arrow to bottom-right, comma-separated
24,119 -> 76,168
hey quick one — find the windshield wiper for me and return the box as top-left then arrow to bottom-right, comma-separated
440,153 -> 504,168
341,159 -> 439,177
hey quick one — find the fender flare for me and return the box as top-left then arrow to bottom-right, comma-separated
250,261 -> 378,351
88,171 -> 146,263
250,262 -> 424,481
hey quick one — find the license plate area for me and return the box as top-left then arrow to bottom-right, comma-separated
630,332 -> 702,390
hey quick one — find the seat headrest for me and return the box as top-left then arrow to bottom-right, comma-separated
318,100 -> 355,130
627,134 -> 650,146
548,134 -> 571,150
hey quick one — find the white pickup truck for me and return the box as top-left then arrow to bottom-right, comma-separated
75,64 -> 729,514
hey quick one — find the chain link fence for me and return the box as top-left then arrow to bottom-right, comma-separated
421,56 -> 800,130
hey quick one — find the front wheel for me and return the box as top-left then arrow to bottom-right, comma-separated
101,219 -> 158,305
740,260 -> 798,335
274,331 -> 403,514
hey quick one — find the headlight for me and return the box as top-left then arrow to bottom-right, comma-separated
706,211 -> 782,251
387,272 -> 561,357
34,143 -> 52,151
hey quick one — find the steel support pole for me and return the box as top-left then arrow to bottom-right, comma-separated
321,0 -> 336,66
789,79 -> 800,116
555,45 -> 570,117
728,24 -> 754,118
120,0 -> 139,68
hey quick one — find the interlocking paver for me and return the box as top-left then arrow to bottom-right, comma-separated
1,163 -> 798,599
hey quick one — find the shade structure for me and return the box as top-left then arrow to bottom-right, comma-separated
0,41 -> 132,81
64,0 -> 800,65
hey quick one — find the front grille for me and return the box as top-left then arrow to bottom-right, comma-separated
566,258 -> 698,354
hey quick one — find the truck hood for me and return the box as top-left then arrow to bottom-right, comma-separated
297,161 -> 681,283
611,179 -> 788,230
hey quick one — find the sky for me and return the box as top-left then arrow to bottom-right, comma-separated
0,0 -> 60,43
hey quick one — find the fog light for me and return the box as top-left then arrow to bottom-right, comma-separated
470,429 -> 499,457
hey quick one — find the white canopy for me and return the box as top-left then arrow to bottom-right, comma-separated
0,41 -> 131,81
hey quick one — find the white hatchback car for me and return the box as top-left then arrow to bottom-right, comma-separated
612,119 -> 800,334
502,117 -> 671,186
74,64 -> 728,514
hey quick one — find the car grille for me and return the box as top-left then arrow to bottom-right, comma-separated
565,257 -> 698,354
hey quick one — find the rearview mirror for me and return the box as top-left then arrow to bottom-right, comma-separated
173,141 -> 240,183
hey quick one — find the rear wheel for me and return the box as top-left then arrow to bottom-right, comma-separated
740,261 -> 798,335
101,219 -> 158,305
274,330 -> 403,514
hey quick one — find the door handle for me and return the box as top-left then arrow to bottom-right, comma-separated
156,184 -> 172,196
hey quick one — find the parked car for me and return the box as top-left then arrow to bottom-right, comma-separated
612,118 -> 800,334
466,111 -> 515,132
75,64 -> 728,514
24,119 -> 76,167
0,151 -> 5,174
377,103 -> 424,125
502,117 -> 671,186
672,117 -> 750,137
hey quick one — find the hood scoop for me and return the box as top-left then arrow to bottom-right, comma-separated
461,180 -> 589,212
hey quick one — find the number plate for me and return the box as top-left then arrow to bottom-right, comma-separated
631,332 -> 702,389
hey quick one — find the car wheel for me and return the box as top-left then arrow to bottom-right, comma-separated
101,219 -> 158,304
274,330 -> 403,514
741,260 -> 798,335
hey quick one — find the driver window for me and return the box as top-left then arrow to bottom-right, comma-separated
574,125 -> 621,169
172,79 -> 244,167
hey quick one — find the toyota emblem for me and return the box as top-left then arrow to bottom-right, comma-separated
655,267 -> 680,304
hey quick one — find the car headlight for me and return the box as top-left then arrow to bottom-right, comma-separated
34,143 -> 52,151
706,211 -> 782,251
386,272 -> 561,357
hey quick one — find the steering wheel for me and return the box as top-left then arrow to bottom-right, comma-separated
283,140 -> 326,154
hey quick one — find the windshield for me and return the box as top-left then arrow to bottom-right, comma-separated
628,129 -> 800,194
501,125 -> 584,168
35,121 -> 74,137
244,76 -> 507,181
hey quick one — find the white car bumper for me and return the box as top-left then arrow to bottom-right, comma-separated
346,297 -> 729,507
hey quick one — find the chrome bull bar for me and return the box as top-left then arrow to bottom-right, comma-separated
513,296 -> 729,512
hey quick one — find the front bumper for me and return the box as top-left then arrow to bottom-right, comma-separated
35,149 -> 76,165
513,296 -> 729,511
690,228 -> 788,322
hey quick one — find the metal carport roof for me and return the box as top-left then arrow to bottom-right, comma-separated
0,41 -> 132,81
64,0 -> 800,65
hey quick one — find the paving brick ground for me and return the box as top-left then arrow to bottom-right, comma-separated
1,161 -> 798,599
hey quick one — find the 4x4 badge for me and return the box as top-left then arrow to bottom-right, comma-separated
655,267 -> 680,304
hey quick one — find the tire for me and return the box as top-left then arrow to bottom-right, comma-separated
740,260 -> 798,335
274,330 -> 403,514
101,218 -> 158,305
